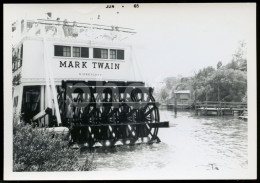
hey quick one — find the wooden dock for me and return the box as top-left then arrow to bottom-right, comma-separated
238,111 -> 248,121
195,101 -> 247,117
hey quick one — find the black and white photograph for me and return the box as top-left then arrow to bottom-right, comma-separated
3,3 -> 256,180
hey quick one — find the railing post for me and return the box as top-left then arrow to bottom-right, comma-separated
194,100 -> 198,115
174,93 -> 177,117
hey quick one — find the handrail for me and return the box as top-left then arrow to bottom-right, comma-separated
36,19 -> 136,33
37,19 -> 135,30
195,101 -> 247,109
195,101 -> 247,104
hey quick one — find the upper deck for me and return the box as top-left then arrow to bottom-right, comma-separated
12,18 -> 136,46
12,18 -> 142,86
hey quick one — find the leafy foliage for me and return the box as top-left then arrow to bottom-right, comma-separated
13,122 -> 95,171
160,88 -> 170,101
206,69 -> 247,101
156,41 -> 247,103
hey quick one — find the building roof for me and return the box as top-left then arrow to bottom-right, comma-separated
174,90 -> 190,94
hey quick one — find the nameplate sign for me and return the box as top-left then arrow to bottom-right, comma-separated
59,61 -> 120,70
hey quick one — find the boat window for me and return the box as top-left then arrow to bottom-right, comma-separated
117,50 -> 124,60
110,49 -> 116,59
63,46 -> 71,57
54,45 -> 71,57
109,49 -> 124,60
71,47 -> 89,58
101,49 -> 108,59
81,47 -> 89,58
73,47 -> 80,57
54,45 -> 63,56
93,48 -> 108,59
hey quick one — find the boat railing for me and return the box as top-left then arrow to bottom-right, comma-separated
37,19 -> 136,32
12,18 -> 136,42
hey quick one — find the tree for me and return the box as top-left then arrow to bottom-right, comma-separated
160,88 -> 169,102
192,66 -> 215,101
156,41 -> 247,102
164,77 -> 179,90
217,61 -> 222,69
225,41 -> 247,71
207,69 -> 247,102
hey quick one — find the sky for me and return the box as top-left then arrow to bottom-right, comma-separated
3,5 -> 257,179
6,3 -> 256,83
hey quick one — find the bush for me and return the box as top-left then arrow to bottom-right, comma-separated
13,122 -> 95,171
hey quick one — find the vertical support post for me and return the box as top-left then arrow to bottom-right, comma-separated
220,101 -> 222,116
195,100 -> 198,115
43,39 -> 52,109
63,82 -> 67,117
206,92 -> 208,106
43,36 -> 52,127
174,92 -> 177,117
40,85 -> 45,111
218,86 -> 220,103
43,38 -> 62,126
44,86 -> 49,126
40,85 -> 45,126
218,86 -> 220,116
194,90 -> 198,115
16,85 -> 24,123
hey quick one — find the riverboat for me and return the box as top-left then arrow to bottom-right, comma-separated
12,14 -> 169,147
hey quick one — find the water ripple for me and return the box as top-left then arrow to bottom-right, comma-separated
82,109 -> 248,171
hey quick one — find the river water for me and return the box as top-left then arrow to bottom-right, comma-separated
83,109 -> 248,172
